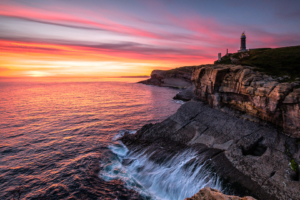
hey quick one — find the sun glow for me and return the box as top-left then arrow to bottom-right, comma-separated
1,1 -> 297,78
25,71 -> 53,77
0,39 -> 208,78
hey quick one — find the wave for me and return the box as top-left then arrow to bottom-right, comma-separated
100,132 -> 223,200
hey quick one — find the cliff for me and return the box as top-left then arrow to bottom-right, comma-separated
192,64 -> 300,138
139,66 -> 194,88
121,101 -> 300,200
132,59 -> 300,199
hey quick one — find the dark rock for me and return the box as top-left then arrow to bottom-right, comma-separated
120,102 -> 300,200
173,85 -> 196,101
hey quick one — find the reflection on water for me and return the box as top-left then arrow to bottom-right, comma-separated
0,78 -> 181,200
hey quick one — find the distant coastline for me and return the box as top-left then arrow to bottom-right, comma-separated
116,76 -> 150,78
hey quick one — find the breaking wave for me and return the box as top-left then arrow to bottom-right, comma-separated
100,131 -> 223,200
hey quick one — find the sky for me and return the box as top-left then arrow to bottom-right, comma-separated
0,0 -> 300,77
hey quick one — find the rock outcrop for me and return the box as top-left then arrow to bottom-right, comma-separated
173,85 -> 196,101
191,64 -> 300,138
185,187 -> 256,200
121,101 -> 300,200
139,68 -> 193,88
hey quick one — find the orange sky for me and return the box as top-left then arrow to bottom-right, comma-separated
0,0 -> 299,78
0,40 -> 209,77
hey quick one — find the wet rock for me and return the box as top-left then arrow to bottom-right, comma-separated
185,187 -> 256,200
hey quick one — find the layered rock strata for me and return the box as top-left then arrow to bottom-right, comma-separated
139,69 -> 192,88
185,187 -> 256,200
121,101 -> 300,200
191,65 -> 300,138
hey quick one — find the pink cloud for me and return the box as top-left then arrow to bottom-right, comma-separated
0,1 -> 298,69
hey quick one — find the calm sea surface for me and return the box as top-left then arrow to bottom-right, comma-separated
0,78 -> 184,200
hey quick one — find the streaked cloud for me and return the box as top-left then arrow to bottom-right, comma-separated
0,0 -> 299,77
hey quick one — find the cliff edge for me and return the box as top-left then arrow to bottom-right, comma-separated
216,46 -> 300,80
192,64 -> 300,138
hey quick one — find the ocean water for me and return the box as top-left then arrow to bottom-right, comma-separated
0,78 -> 222,200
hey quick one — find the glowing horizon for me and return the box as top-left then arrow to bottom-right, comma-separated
1,0 -> 299,77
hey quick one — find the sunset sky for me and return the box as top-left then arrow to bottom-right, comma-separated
0,0 -> 300,77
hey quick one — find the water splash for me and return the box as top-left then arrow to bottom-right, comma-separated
100,132 -> 223,200
100,141 -> 155,199
112,129 -> 137,141
173,100 -> 185,105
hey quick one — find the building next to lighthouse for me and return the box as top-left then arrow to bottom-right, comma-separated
217,32 -> 249,61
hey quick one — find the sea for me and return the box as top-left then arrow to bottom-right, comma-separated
0,78 -> 222,200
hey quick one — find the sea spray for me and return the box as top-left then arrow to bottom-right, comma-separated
100,131 -> 223,200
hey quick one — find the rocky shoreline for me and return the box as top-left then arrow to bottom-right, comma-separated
131,64 -> 300,199
121,101 -> 300,199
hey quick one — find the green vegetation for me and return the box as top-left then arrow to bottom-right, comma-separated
217,55 -> 232,64
290,159 -> 299,172
285,143 -> 300,180
217,46 -> 300,79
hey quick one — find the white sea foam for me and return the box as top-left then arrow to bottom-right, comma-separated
112,129 -> 137,141
100,139 -> 223,200
173,100 -> 185,105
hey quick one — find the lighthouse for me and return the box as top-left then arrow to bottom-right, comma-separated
239,32 -> 247,52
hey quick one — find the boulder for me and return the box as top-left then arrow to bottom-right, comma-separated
185,187 -> 256,200
173,85 -> 196,101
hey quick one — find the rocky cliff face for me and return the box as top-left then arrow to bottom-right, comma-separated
139,68 -> 193,88
185,187 -> 256,200
191,64 -> 300,138
121,101 -> 300,200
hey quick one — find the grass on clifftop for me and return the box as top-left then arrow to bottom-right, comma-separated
218,45 -> 300,79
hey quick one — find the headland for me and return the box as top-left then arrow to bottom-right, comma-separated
127,45 -> 300,199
